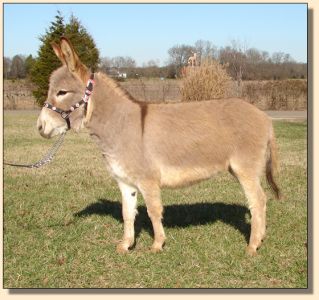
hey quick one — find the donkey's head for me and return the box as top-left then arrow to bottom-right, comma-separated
37,37 -> 90,138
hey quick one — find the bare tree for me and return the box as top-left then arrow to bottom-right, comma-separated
146,59 -> 159,67
111,56 -> 136,69
219,40 -> 248,86
99,57 -> 112,72
261,51 -> 270,62
4,57 -> 11,79
168,44 -> 195,71
194,39 -> 218,63
246,48 -> 263,65
271,52 -> 286,64
283,53 -> 294,63
10,55 -> 26,79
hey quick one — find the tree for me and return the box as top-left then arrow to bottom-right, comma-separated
245,48 -> 263,65
99,57 -> 112,74
10,55 -> 25,79
167,44 -> 195,74
64,14 -> 100,70
30,11 -> 67,105
145,59 -> 159,67
30,11 -> 100,106
271,52 -> 285,64
261,51 -> 270,62
165,64 -> 177,79
3,57 -> 11,79
194,40 -> 218,62
24,55 -> 35,78
111,56 -> 136,69
219,41 -> 247,86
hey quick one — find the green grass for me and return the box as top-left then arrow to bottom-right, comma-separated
3,111 -> 307,288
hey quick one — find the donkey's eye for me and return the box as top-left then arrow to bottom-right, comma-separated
57,90 -> 68,96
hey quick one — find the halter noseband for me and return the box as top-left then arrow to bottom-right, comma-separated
43,73 -> 95,130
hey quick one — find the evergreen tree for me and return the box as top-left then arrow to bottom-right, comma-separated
24,55 -> 36,78
31,11 -> 100,106
65,15 -> 99,71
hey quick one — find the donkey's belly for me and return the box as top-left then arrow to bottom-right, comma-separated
159,164 -> 223,188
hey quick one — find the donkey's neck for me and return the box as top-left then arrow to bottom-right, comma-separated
86,72 -> 142,154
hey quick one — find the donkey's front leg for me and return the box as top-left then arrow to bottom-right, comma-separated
117,181 -> 138,253
139,182 -> 166,252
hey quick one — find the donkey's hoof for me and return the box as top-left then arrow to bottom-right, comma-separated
246,246 -> 257,256
150,247 -> 163,253
150,244 -> 163,253
116,243 -> 130,254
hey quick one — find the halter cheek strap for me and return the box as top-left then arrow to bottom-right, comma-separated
43,73 -> 95,131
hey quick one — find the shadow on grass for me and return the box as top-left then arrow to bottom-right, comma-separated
74,199 -> 251,243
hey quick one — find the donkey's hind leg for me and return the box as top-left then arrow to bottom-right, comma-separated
242,178 -> 267,256
232,166 -> 267,256
117,181 -> 138,253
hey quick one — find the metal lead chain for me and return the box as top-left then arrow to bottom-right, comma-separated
4,132 -> 66,169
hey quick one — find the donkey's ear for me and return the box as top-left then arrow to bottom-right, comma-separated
60,37 -> 81,73
51,42 -> 66,65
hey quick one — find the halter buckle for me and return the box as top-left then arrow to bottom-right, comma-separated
61,111 -> 70,119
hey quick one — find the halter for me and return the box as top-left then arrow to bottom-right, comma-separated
43,73 -> 95,130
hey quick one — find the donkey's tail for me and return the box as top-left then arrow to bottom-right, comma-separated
266,125 -> 281,200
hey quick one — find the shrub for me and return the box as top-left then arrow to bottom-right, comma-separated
181,58 -> 231,101
241,79 -> 307,110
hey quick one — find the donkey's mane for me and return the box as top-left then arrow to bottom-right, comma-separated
98,72 -> 145,105
97,72 -> 149,133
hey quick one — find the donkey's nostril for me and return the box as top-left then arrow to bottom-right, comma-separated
38,125 -> 43,131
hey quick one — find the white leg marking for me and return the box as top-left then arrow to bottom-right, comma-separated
117,181 -> 138,252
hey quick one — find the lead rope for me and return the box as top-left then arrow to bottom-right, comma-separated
4,132 -> 66,169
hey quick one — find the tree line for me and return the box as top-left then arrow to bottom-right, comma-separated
4,55 -> 35,79
5,40 -> 306,82
166,40 -> 306,82
96,40 -> 306,81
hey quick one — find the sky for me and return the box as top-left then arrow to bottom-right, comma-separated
3,3 -> 307,66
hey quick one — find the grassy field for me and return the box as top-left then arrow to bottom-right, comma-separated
3,110 -> 307,289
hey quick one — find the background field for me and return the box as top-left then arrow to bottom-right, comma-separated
4,78 -> 307,111
3,110 -> 307,288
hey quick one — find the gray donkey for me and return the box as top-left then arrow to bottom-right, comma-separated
37,37 -> 280,256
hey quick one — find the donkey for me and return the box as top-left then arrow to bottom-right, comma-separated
37,37 -> 280,256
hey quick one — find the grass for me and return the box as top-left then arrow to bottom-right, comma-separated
3,110 -> 307,289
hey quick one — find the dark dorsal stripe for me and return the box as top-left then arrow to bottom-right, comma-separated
140,103 -> 148,135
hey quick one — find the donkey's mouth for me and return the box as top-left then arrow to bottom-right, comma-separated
38,125 -> 66,139
38,127 -> 55,139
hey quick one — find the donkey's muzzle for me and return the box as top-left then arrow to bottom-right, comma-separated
37,113 -> 66,139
